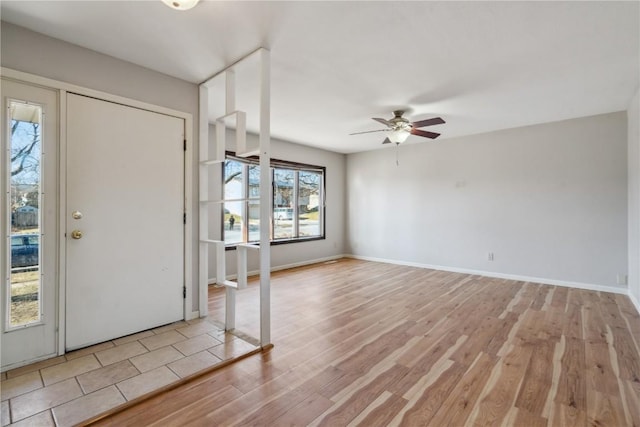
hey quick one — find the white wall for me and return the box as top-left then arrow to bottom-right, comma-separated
347,112 -> 628,290
1,22 -> 202,311
207,127 -> 346,279
628,88 -> 640,308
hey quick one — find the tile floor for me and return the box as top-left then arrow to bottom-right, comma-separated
1,318 -> 260,426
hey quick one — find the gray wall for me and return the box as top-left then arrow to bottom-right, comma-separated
629,88 -> 640,306
346,112 -> 628,290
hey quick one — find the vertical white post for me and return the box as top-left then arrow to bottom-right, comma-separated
198,84 -> 209,316
224,70 -> 236,331
237,245 -> 247,289
259,49 -> 271,346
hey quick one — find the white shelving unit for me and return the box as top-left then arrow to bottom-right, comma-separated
198,48 -> 271,346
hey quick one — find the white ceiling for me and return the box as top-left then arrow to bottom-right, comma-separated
1,1 -> 638,153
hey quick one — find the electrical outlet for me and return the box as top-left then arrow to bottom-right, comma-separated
488,252 -> 494,261
617,274 -> 628,285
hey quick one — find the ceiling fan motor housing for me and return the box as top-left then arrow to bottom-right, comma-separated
390,110 -> 410,129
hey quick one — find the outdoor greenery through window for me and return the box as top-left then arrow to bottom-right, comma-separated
223,154 -> 324,246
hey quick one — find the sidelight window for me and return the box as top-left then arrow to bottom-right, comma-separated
6,101 -> 43,328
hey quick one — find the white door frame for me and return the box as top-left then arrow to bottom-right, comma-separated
0,68 -> 195,357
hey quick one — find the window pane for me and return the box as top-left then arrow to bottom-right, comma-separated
9,102 -> 42,327
248,165 -> 260,200
224,159 -> 244,244
273,168 -> 294,239
224,206 -> 242,244
298,171 -> 322,237
224,159 -> 243,200
248,201 -> 260,242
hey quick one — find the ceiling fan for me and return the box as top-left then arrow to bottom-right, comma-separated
350,110 -> 445,144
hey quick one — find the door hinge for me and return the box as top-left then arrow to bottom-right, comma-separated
183,213 -> 186,224
183,286 -> 186,299
183,139 -> 187,151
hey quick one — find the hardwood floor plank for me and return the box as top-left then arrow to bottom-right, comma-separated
601,301 -> 631,330
554,337 -> 587,411
333,321 -> 414,376
511,407 -> 549,427
514,339 -> 554,417
317,364 -> 410,426
468,343 -> 532,426
274,392 -> 335,427
351,391 -> 407,427
583,304 -> 609,343
610,326 -> 640,383
450,316 -> 503,368
394,361 -> 466,426
531,284 -> 553,311
90,259 -> 640,427
585,341 -> 622,396
622,379 -> 640,427
550,286 -> 569,310
563,302 -> 584,340
552,402 -> 587,427
586,390 -> 627,427
234,367 -> 344,426
393,336 -> 466,400
483,312 -> 520,356
428,352 -> 498,426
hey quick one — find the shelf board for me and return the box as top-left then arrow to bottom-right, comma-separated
220,280 -> 238,289
237,243 -> 260,251
200,159 -> 224,166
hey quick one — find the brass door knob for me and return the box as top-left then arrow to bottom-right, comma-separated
71,230 -> 83,240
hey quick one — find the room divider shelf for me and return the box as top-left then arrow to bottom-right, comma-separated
199,48 -> 271,345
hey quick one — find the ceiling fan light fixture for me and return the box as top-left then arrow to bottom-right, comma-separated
388,128 -> 410,144
162,0 -> 200,11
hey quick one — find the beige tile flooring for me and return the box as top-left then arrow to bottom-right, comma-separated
1,318 -> 259,427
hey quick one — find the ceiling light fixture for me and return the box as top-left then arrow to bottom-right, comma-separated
388,128 -> 411,144
162,0 -> 200,11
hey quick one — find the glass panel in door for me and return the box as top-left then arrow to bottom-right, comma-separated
8,102 -> 43,328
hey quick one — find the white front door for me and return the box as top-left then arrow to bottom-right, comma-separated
65,93 -> 185,350
1,79 -> 58,370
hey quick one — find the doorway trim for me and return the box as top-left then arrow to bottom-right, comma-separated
0,67 -> 195,358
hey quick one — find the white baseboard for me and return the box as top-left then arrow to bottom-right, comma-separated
187,311 -> 200,321
346,254 -> 629,295
208,254 -> 347,285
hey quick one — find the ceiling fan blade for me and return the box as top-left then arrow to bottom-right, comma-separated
411,117 -> 445,128
372,117 -> 393,127
349,129 -> 389,136
411,128 -> 441,139
382,138 -> 391,144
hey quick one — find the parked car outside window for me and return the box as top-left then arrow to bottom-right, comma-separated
11,234 -> 39,268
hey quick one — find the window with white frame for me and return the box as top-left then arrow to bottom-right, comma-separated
223,154 -> 325,246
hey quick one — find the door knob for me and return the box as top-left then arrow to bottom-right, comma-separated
71,230 -> 83,240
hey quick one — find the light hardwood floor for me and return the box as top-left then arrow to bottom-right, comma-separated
92,258 -> 640,426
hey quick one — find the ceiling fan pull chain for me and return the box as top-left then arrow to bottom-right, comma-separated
396,142 -> 399,166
